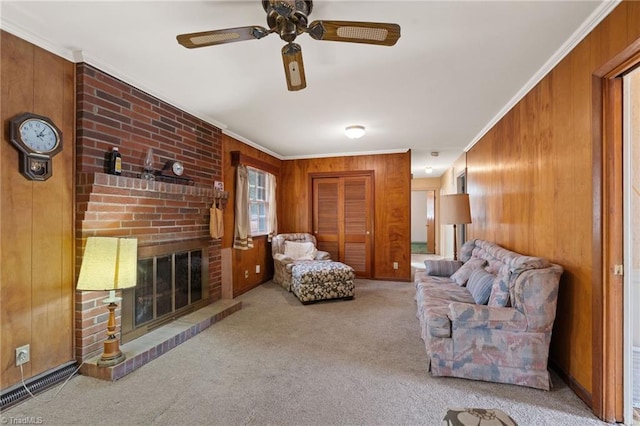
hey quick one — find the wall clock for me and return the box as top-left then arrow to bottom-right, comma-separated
9,112 -> 63,181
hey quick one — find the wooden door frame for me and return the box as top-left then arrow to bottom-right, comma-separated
425,189 -> 436,254
593,38 -> 640,422
309,171 -> 375,277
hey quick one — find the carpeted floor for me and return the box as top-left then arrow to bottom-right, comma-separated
2,280 -> 607,425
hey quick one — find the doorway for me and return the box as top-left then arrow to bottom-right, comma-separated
624,64 -> 640,425
595,43 -> 640,423
411,190 -> 435,254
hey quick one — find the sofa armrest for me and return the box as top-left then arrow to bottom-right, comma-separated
315,250 -> 330,261
448,302 -> 527,332
273,254 -> 295,269
424,259 -> 463,277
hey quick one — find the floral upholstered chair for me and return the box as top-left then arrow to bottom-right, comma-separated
271,233 -> 330,291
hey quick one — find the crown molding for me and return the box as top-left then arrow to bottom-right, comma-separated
464,0 -> 622,152
221,129 -> 283,160
282,148 -> 410,161
1,19 -> 75,62
0,20 -> 229,133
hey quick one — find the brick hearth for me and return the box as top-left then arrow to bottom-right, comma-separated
80,299 -> 241,381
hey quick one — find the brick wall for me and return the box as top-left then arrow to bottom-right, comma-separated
75,63 -> 223,361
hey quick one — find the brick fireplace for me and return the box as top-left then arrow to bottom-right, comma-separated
75,63 -> 228,366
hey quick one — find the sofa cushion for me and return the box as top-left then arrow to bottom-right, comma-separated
466,269 -> 495,305
488,276 -> 510,307
284,241 -> 317,260
448,302 -> 527,331
424,259 -> 463,277
417,281 -> 475,305
450,258 -> 486,286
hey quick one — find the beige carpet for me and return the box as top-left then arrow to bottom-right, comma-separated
2,280 -> 607,425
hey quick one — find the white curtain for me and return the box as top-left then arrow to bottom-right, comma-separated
233,164 -> 253,250
267,172 -> 277,242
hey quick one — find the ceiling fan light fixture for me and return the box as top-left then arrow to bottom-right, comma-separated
345,125 -> 365,139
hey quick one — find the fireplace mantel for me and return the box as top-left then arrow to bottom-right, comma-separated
87,172 -> 214,198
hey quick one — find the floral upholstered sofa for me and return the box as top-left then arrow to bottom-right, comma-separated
271,233 -> 331,290
414,239 -> 563,390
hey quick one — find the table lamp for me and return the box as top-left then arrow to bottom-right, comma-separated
440,194 -> 472,260
77,237 -> 137,367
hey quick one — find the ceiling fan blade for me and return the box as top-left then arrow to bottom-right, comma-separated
307,21 -> 401,46
177,26 -> 270,48
282,43 -> 306,91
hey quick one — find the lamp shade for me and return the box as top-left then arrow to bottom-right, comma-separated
440,194 -> 472,225
77,237 -> 138,291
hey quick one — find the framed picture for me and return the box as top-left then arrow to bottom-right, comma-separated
214,181 -> 224,191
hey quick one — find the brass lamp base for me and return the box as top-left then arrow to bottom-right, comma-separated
97,336 -> 126,367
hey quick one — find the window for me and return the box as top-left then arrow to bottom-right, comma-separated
248,167 -> 269,235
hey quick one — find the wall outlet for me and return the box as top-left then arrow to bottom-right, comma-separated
393,262 -> 399,270
255,265 -> 261,274
16,344 -> 30,366
244,270 -> 249,279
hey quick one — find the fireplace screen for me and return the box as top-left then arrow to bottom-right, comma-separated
122,240 -> 208,342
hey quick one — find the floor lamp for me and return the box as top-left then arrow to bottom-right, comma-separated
440,194 -> 472,260
77,237 -> 138,367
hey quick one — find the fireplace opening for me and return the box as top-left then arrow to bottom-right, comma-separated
121,239 -> 210,343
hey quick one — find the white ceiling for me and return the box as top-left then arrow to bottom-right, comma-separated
1,1 -> 617,178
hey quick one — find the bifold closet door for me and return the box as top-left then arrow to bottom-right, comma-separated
313,178 -> 340,260
313,175 -> 372,277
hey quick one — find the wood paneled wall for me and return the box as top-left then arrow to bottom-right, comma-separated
220,139 -> 411,288
1,31 -> 75,389
280,151 -> 412,281
222,135 -> 282,296
466,1 -> 640,402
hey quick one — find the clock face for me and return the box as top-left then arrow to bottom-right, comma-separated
172,161 -> 184,176
19,118 -> 60,153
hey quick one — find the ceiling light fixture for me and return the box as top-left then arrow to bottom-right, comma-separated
345,125 -> 365,139
425,166 -> 433,174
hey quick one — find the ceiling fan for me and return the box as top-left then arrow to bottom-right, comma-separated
176,0 -> 401,91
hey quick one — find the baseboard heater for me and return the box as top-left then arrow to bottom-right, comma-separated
0,361 -> 78,410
